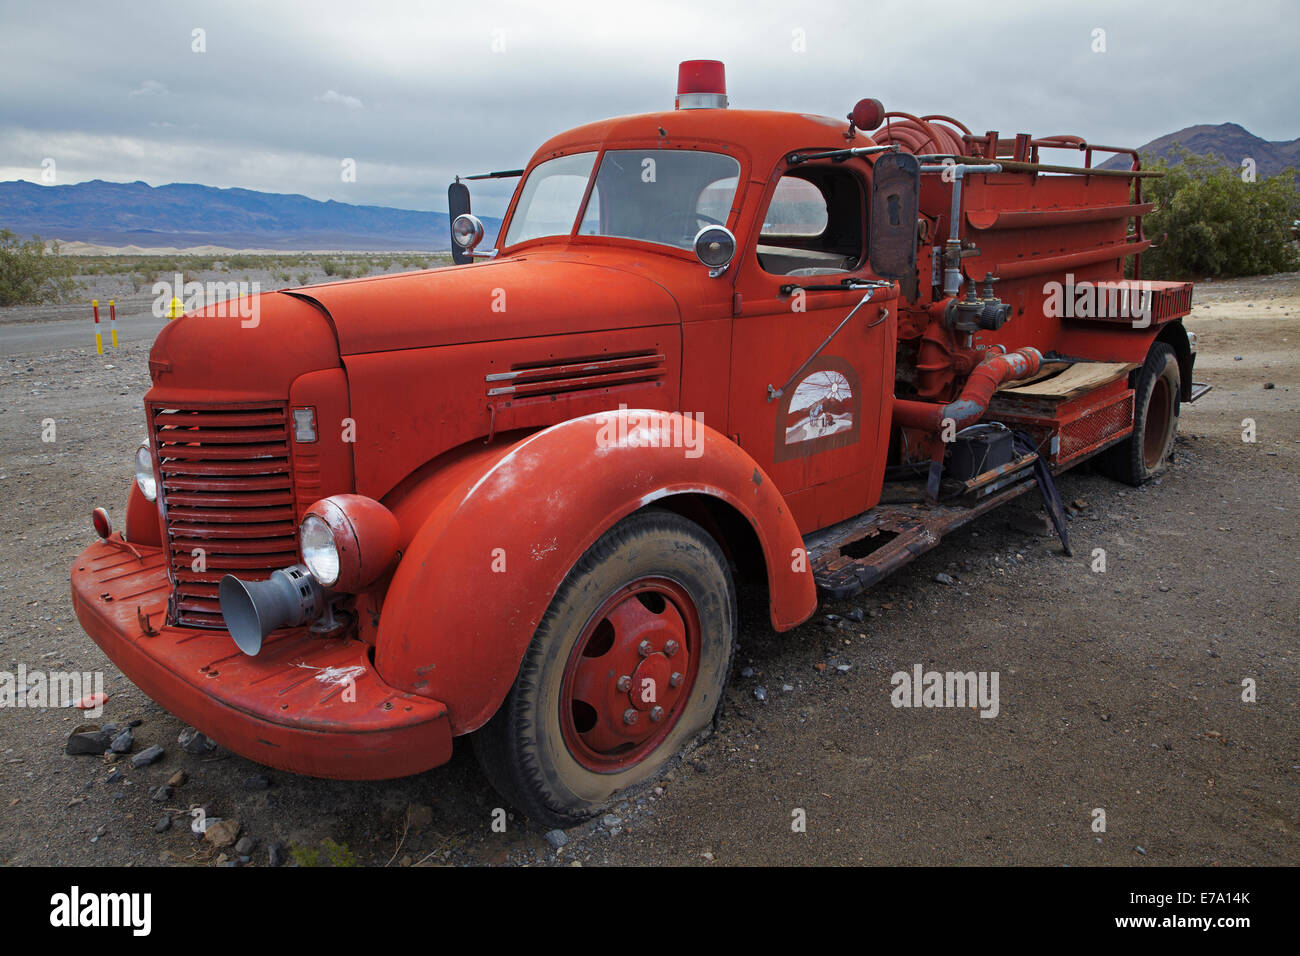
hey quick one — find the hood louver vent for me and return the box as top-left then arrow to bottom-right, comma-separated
485,350 -> 666,400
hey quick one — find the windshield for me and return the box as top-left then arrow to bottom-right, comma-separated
503,152 -> 596,246
581,149 -> 741,249
502,148 -> 742,251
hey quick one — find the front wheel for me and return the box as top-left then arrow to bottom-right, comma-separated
1100,341 -> 1181,486
472,510 -> 736,827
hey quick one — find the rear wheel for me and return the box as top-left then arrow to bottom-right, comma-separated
1101,341 -> 1181,485
473,510 -> 736,827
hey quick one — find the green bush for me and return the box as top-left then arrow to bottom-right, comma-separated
1139,148 -> 1299,279
290,838 -> 357,867
0,230 -> 76,305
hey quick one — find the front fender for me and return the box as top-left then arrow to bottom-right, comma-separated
373,409 -> 816,734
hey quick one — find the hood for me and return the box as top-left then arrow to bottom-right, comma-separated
148,291 -> 340,401
292,253 -> 682,355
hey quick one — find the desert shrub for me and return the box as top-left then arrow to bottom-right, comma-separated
0,230 -> 76,305
321,258 -> 342,276
291,838 -> 357,867
1139,147 -> 1299,279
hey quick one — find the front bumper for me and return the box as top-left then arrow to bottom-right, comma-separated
70,538 -> 452,780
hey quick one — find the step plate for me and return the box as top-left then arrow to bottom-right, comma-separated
807,479 -> 1039,601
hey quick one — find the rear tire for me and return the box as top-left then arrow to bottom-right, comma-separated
1100,341 -> 1180,486
473,509 -> 736,828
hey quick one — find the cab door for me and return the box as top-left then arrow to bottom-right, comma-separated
728,157 -> 897,533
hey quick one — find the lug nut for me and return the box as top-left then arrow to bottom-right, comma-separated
649,706 -> 665,722
623,708 -> 639,725
637,640 -> 652,657
664,640 -> 680,657
669,672 -> 684,688
616,675 -> 632,692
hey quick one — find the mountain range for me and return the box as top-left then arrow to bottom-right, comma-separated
3,123 -> 1294,251
0,179 -> 500,251
1098,123 -> 1300,176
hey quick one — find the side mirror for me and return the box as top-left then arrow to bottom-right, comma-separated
448,182 -> 472,264
868,152 -> 920,296
693,225 -> 736,277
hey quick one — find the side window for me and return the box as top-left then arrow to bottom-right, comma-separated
756,168 -> 865,277
761,178 -> 828,237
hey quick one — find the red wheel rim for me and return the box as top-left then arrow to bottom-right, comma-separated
1143,376 -> 1172,470
559,577 -> 701,773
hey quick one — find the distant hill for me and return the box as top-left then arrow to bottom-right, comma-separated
1099,123 -> 1300,177
0,179 -> 501,251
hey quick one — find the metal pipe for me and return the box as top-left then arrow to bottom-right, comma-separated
918,163 -> 1002,296
892,347 -> 1043,433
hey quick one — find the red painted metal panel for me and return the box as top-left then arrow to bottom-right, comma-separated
71,539 -> 452,779
374,411 -> 817,733
345,326 -> 681,502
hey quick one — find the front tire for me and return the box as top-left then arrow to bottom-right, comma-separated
1101,341 -> 1181,486
473,510 -> 736,827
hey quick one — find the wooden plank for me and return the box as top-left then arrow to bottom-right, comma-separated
998,361 -> 1135,399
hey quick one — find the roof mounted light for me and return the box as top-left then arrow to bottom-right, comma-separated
675,59 -> 727,110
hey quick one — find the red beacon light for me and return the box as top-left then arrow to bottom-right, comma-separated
675,59 -> 727,110
91,507 -> 112,539
848,98 -> 885,135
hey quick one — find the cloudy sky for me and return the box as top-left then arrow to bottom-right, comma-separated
1,0 -> 1296,216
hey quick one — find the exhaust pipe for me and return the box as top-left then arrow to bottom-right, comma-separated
218,564 -> 325,656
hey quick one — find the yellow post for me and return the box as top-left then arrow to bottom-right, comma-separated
167,297 -> 185,320
109,299 -> 118,348
92,299 -> 103,355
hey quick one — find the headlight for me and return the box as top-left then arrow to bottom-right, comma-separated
451,213 -> 484,250
299,514 -> 340,587
134,441 -> 157,501
299,495 -> 400,592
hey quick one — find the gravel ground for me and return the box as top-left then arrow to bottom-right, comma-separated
0,272 -> 1296,867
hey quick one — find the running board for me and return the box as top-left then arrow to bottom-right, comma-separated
1188,382 -> 1212,403
807,476 -> 1039,601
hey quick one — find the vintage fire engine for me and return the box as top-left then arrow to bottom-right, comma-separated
71,61 -> 1207,825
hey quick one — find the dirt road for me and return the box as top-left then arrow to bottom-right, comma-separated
0,272 -> 1295,866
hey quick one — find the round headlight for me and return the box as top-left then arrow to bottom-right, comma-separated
299,514 -> 340,587
451,213 -> 484,250
134,441 -> 157,501
693,225 -> 736,271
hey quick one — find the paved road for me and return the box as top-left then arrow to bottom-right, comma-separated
0,311 -> 168,357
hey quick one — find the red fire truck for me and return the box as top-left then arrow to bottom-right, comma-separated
72,61 -> 1207,826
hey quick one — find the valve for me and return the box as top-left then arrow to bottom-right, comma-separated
978,272 -> 1011,331
946,272 -> 1010,337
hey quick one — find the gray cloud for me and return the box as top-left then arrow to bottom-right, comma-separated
1,0 -> 1296,216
